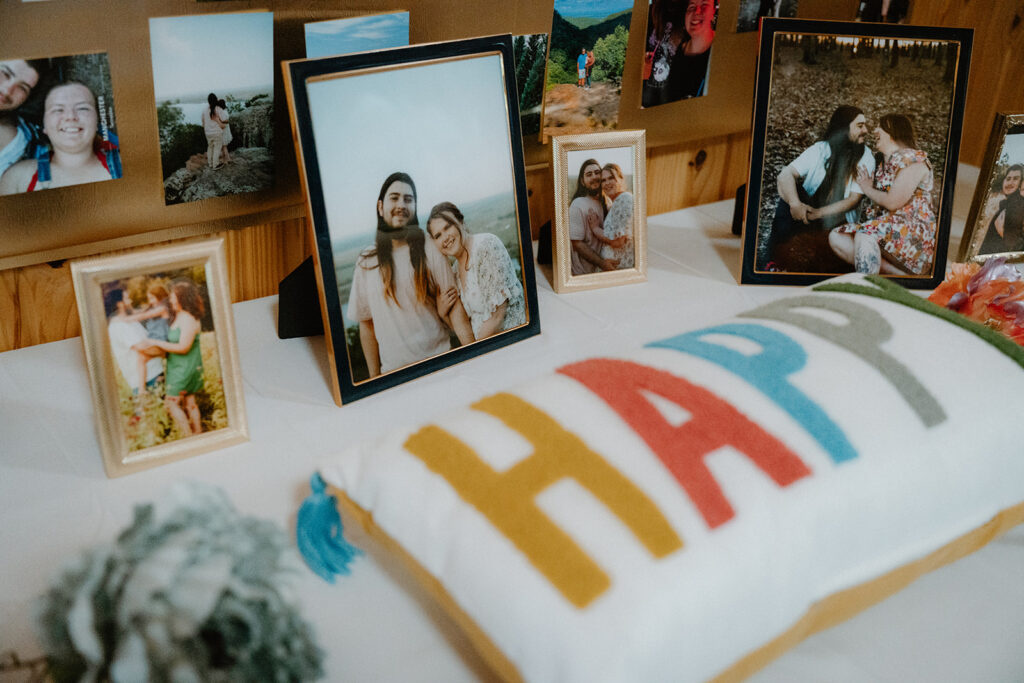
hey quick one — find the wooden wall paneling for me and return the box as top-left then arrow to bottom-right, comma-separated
524,165 -> 554,239
646,132 -> 751,215
3,3 -> 1024,351
11,261 -> 79,350
0,269 -> 19,353
912,1 -> 1024,166
223,217 -> 310,303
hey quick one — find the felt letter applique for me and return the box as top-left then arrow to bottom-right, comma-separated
648,323 -> 856,464
741,295 -> 945,427
404,392 -> 682,608
558,359 -> 811,529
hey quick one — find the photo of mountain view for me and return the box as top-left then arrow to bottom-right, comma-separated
542,0 -> 632,137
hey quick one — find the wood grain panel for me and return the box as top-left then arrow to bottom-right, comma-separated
13,260 -> 80,349
0,269 -> 18,353
525,165 -> 554,238
646,132 -> 751,215
223,218 -> 310,302
912,0 -> 1024,165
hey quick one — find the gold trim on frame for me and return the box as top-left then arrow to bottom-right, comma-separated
283,36 -> 540,405
957,113 -> 1024,264
71,237 -> 248,477
551,130 -> 647,293
750,29 -> 963,280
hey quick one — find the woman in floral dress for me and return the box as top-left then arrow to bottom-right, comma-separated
599,163 -> 635,269
427,202 -> 526,341
828,114 -> 936,275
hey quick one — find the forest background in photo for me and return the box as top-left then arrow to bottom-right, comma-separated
755,34 -> 959,270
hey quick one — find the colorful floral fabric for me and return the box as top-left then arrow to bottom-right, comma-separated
837,147 -> 936,275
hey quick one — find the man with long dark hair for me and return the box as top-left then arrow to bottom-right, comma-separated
772,105 -> 875,242
346,172 -> 473,378
980,164 -> 1024,254
0,58 -> 46,177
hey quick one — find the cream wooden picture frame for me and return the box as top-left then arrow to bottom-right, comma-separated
71,237 -> 247,477
551,129 -> 647,293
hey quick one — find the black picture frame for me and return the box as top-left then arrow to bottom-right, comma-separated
283,35 -> 540,405
741,18 -> 972,288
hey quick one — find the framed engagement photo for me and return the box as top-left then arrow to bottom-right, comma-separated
958,113 -> 1024,263
71,238 -> 247,477
284,35 -> 540,405
551,130 -> 646,293
741,19 -> 972,288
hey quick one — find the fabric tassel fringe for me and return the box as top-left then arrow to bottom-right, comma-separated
296,473 -> 362,582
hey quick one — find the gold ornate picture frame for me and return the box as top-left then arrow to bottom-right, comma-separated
71,237 -> 247,477
958,113 -> 1024,264
551,129 -> 647,293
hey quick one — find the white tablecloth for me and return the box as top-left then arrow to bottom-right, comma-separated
4,179 -> 1024,682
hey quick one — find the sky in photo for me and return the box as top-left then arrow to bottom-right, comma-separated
554,0 -> 633,17
306,53 -> 517,250
149,12 -> 274,100
305,12 -> 409,59
1001,131 -> 1024,164
567,146 -> 635,183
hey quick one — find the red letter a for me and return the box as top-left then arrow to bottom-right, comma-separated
559,359 -> 811,529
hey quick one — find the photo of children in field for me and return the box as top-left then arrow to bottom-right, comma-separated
101,266 -> 227,451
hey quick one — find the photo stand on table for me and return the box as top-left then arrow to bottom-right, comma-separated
277,257 -> 323,339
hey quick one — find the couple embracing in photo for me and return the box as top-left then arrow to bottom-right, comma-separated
568,158 -> 635,275
346,172 -> 526,378
768,104 -> 936,276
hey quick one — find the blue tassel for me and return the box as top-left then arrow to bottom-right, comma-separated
296,473 -> 362,582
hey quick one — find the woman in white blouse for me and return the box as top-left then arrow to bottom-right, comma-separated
427,201 -> 526,341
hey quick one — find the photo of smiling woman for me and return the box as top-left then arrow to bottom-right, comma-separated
427,201 -> 526,341
641,0 -> 719,107
0,52 -> 121,196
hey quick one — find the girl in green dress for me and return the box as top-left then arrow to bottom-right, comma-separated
144,279 -> 206,437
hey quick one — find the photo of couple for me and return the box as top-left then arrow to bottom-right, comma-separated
565,150 -> 636,276
543,0 -> 632,136
149,12 -> 274,205
972,126 -> 1024,257
102,269 -> 227,451
0,53 -> 122,197
345,172 -> 527,379
751,32 -> 961,280
295,42 -> 537,399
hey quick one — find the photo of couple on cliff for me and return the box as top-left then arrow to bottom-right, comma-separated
149,11 -> 274,205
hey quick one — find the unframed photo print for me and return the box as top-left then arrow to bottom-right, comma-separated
0,52 -> 122,197
513,33 -> 548,137
642,0 -> 719,106
304,11 -> 410,59
856,0 -> 910,24
736,0 -> 798,33
149,11 -> 274,205
542,0 -> 633,136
